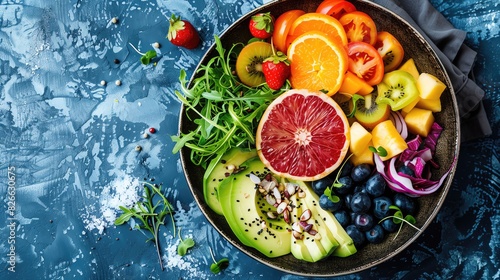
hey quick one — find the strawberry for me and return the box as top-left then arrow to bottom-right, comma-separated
262,50 -> 290,90
167,14 -> 200,49
249,12 -> 274,39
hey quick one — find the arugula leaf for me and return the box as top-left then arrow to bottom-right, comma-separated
171,35 -> 288,168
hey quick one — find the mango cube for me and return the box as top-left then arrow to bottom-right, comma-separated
350,140 -> 374,166
398,58 -> 420,80
404,107 -> 435,137
349,122 -> 372,156
401,95 -> 421,116
416,97 -> 442,112
417,73 -> 447,100
371,120 -> 408,161
339,71 -> 374,96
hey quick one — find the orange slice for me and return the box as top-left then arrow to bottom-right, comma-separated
289,12 -> 348,46
256,89 -> 350,181
287,30 -> 348,96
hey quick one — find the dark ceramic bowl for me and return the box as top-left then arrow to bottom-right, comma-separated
179,0 -> 460,276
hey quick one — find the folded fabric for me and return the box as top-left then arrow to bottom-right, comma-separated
372,0 -> 492,142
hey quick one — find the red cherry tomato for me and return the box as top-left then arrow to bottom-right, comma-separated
339,11 -> 378,45
272,9 -> 306,53
347,41 -> 384,86
374,31 -> 405,72
316,0 -> 357,19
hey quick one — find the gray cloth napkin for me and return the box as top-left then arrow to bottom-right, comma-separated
372,0 -> 492,142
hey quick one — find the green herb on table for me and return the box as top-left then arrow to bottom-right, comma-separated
379,205 -> 421,240
171,35 -> 288,168
209,246 -> 229,274
177,228 -> 195,256
128,43 -> 157,65
114,181 -> 175,270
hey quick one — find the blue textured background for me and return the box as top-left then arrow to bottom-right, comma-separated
0,0 -> 498,279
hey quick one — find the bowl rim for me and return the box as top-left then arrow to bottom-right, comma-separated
178,0 -> 461,276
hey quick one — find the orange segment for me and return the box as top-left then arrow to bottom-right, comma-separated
289,13 -> 348,46
287,30 -> 348,96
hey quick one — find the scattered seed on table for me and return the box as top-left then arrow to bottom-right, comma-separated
115,80 -> 121,86
111,17 -> 118,24
149,127 -> 156,134
143,133 -> 149,139
100,80 -> 106,86
153,42 -> 160,48
114,58 -> 120,64
135,145 -> 142,151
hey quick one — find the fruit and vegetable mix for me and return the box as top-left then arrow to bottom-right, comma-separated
172,0 -> 456,262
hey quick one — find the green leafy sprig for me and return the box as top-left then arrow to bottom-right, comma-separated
177,228 -> 195,256
209,247 -> 229,274
114,181 -> 175,270
379,205 -> 421,240
323,154 -> 354,203
346,94 -> 364,118
369,146 -> 388,157
171,35 -> 288,168
128,43 -> 157,65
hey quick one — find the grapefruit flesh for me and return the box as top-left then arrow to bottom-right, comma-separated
256,89 -> 350,181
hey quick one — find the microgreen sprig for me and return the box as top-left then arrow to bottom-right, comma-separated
346,94 -> 364,118
369,146 -> 388,157
379,205 -> 421,240
114,181 -> 175,270
209,247 -> 229,274
128,43 -> 157,65
324,154 -> 353,203
177,228 -> 195,256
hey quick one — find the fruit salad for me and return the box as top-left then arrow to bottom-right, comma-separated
173,0 -> 455,263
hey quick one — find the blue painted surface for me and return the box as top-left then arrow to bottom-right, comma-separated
0,0 -> 498,279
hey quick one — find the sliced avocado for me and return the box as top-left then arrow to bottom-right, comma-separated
299,183 -> 357,257
289,183 -> 339,262
218,157 -> 291,258
290,194 -> 330,262
203,147 -> 257,215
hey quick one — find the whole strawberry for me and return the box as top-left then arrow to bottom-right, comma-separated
262,50 -> 290,90
249,12 -> 274,39
168,14 -> 200,49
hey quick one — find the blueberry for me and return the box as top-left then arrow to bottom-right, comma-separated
353,184 -> 367,194
319,194 -> 343,212
338,160 -> 353,178
334,210 -> 350,227
397,165 -> 415,177
393,193 -> 417,215
365,224 -> 385,244
381,218 -> 399,233
350,192 -> 372,213
344,193 -> 353,211
334,176 -> 353,195
311,176 -> 334,196
354,213 -> 375,232
373,196 -> 393,219
350,163 -> 372,182
345,224 -> 366,248
364,173 -> 386,197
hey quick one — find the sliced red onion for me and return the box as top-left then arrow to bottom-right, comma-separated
374,154 -> 456,197
389,111 -> 408,140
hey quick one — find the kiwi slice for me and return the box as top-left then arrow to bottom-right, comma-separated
375,70 -> 419,111
235,41 -> 273,87
353,92 -> 391,130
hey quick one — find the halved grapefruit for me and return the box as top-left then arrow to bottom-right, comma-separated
256,89 -> 350,181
